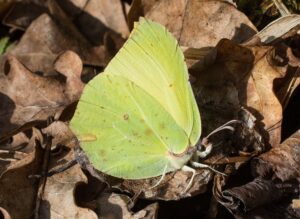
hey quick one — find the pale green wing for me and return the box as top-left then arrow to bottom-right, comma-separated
70,74 -> 191,179
188,85 -> 201,145
105,18 -> 201,145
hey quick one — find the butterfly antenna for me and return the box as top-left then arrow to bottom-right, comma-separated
148,164 -> 168,190
205,120 -> 241,139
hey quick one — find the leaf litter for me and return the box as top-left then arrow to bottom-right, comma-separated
0,0 -> 299,218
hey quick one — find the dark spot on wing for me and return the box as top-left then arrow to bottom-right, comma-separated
159,123 -> 166,129
99,149 -> 106,157
145,129 -> 152,136
169,84 -> 173,87
123,114 -> 129,120
140,118 -> 145,123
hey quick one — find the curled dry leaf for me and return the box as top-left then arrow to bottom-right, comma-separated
128,0 -> 257,48
0,52 -> 83,139
253,130 -> 300,181
219,178 -> 288,213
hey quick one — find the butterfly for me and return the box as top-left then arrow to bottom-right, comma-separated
70,18 -> 206,190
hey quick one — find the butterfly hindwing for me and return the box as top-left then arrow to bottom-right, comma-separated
70,74 -> 189,179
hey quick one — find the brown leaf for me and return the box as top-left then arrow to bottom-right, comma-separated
251,14 -> 300,44
220,178 -> 287,212
253,130 -> 300,181
0,141 -> 44,219
3,2 -> 47,30
56,0 -> 129,45
118,169 -> 213,201
128,0 -> 257,48
39,155 -> 97,218
193,39 -> 285,147
96,193 -> 158,219
0,54 -> 83,139
39,121 -> 98,218
8,13 -> 105,74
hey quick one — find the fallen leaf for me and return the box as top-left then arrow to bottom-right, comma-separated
57,0 -> 129,44
38,157 -> 98,218
253,129 -> 300,181
0,52 -> 83,139
0,140 -> 43,219
193,39 -> 285,147
39,121 -> 99,218
7,13 -> 105,74
3,2 -> 47,30
118,169 -> 213,201
128,0 -> 257,48
252,14 -> 300,44
219,177 -> 290,213
96,193 -> 158,219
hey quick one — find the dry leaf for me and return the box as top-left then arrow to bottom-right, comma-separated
39,121 -> 98,218
253,14 -> 300,44
57,0 -> 129,44
38,159 -> 97,218
96,193 -> 158,219
3,2 -> 47,30
128,0 -> 257,48
0,142 -> 44,219
193,39 -> 285,147
7,13 -> 105,74
118,169 -> 213,201
253,130 -> 300,181
0,52 -> 83,139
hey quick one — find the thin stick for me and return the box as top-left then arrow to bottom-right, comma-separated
33,135 -> 52,219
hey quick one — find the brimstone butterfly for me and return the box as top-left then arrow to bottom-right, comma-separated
70,18 -> 201,181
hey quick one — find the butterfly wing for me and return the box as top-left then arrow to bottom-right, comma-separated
70,74 -> 191,179
105,18 -> 201,144
70,18 -> 201,179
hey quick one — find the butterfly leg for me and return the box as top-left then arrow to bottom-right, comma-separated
148,164 -> 168,190
181,165 -> 196,193
190,161 -> 226,176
